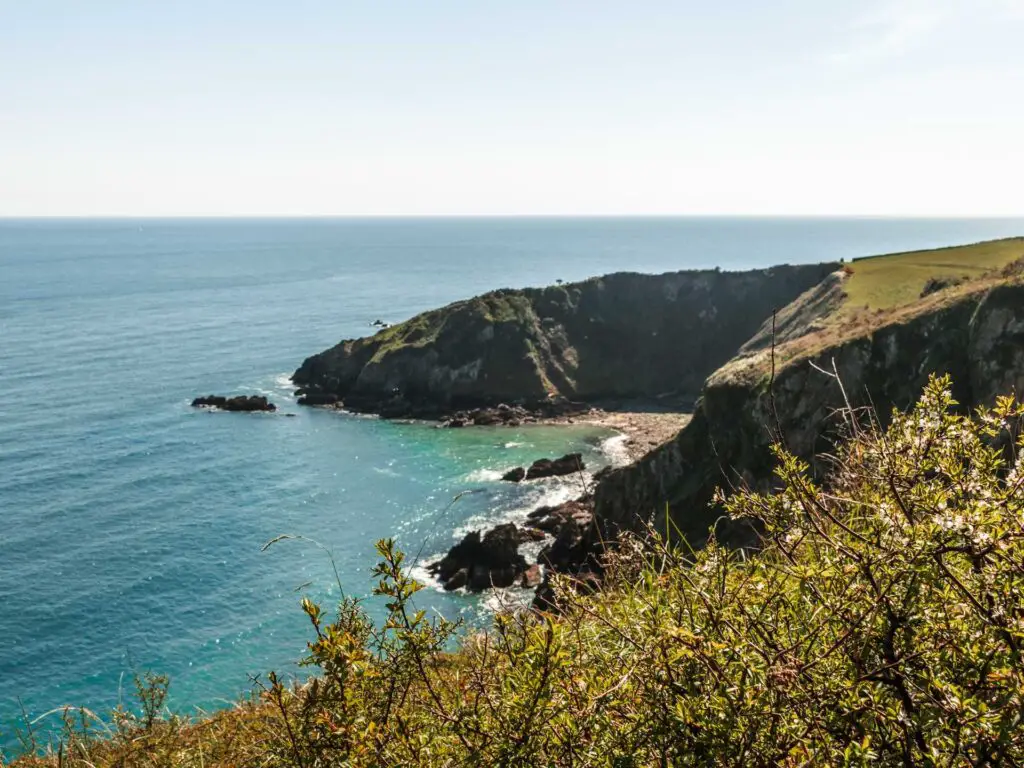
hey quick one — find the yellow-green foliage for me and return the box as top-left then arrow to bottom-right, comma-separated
841,237 -> 1024,315
365,293 -> 535,364
370,308 -> 447,358
11,377 -> 1024,766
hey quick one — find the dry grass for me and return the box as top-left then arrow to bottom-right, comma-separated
7,700 -> 274,768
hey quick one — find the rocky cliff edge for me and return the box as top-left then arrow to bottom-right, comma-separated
292,263 -> 839,418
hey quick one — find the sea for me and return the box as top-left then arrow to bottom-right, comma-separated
2,216 -> 1023,750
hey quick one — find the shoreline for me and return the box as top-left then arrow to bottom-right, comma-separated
309,400 -> 692,465
531,407 -> 691,464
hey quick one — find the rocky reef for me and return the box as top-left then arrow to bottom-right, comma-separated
292,264 -> 839,418
501,453 -> 585,482
192,394 -> 277,412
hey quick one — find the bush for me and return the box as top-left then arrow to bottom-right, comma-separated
12,375 -> 1024,766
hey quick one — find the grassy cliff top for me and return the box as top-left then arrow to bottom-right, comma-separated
840,236 -> 1024,315
714,237 -> 1024,387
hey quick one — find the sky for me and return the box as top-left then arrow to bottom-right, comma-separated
1,0 -> 1023,217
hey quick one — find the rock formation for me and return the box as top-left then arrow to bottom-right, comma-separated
292,264 -> 839,418
191,395 -> 276,412
429,523 -> 532,592
290,239 -> 1024,605
501,453 -> 585,482
593,279 -> 1024,552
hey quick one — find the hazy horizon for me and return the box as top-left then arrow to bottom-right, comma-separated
3,1 -> 1023,217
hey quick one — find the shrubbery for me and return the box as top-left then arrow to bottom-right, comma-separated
11,376 -> 1024,766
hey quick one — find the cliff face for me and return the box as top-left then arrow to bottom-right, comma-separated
593,280 -> 1024,547
292,264 -> 839,416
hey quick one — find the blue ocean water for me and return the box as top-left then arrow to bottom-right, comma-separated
2,216 -> 1023,749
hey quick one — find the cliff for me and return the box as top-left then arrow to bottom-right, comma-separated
292,263 -> 839,417
593,262 -> 1024,548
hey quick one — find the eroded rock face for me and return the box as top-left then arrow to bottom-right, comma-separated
592,282 -> 1024,552
292,265 -> 839,417
191,395 -> 276,412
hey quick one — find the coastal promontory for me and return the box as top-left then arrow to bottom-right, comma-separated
291,263 -> 839,418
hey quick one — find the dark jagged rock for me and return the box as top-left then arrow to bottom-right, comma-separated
501,467 -> 526,483
526,498 -> 593,533
292,264 -> 839,419
538,516 -> 594,574
191,395 -> 276,412
429,523 -> 528,592
500,453 -> 584,483
297,392 -> 339,406
440,402 -> 584,428
525,453 -> 584,480
444,568 -> 468,592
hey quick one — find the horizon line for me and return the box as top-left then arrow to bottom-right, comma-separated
3,213 -> 1024,221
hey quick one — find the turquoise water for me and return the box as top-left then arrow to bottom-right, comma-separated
2,216 -> 1023,748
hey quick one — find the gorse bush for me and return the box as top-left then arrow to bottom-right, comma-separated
11,375 -> 1024,767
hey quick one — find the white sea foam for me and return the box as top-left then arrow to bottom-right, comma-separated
464,468 -> 505,483
451,476 -> 586,540
503,441 -> 527,449
599,433 -> 632,467
273,373 -> 297,392
409,554 -> 445,592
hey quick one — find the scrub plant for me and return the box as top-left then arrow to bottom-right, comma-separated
11,375 -> 1024,766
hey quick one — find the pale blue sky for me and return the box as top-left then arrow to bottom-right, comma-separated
2,1 -> 1023,216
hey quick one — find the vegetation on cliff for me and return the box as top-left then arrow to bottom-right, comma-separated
11,377 -> 1024,766
10,240 -> 1024,766
595,239 -> 1024,548
291,263 -> 839,416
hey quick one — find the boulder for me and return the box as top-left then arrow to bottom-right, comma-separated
526,498 -> 593,534
538,517 -> 589,573
192,395 -> 276,412
525,453 -> 584,480
501,467 -> 527,483
501,454 -> 585,483
472,409 -> 503,426
428,523 -> 528,592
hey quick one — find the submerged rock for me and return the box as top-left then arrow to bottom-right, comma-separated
191,395 -> 276,412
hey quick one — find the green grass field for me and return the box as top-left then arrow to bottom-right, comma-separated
841,237 -> 1024,314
